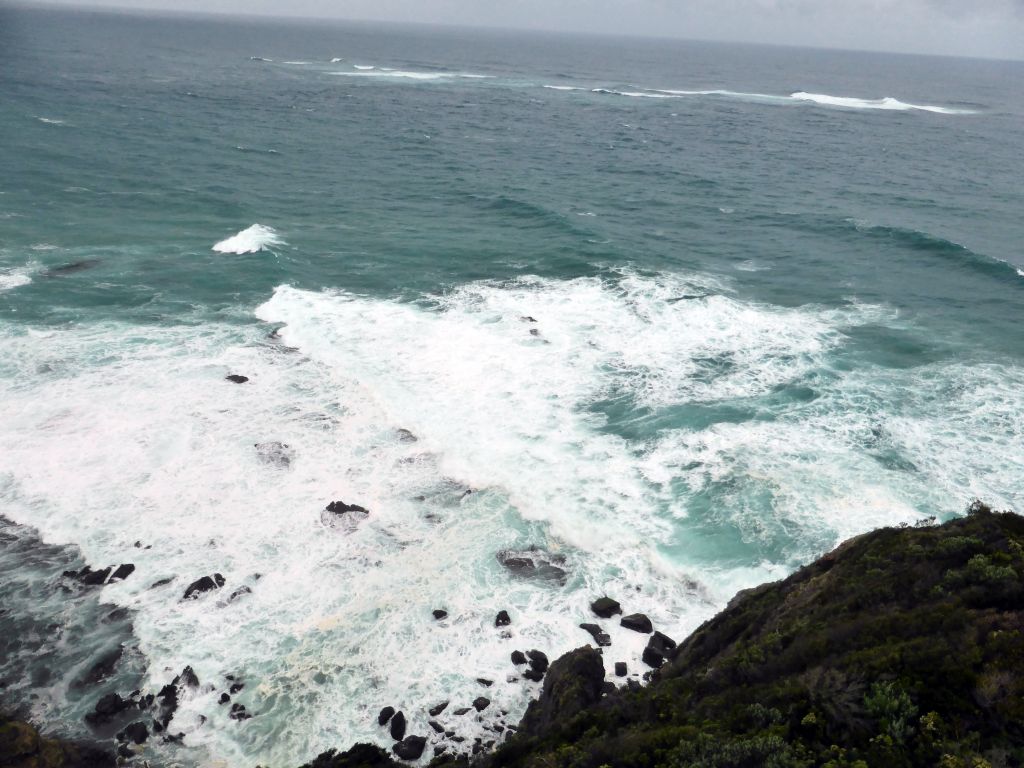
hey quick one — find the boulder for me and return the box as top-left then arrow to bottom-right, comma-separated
116,722 -> 148,744
392,735 -> 426,760
396,429 -> 418,443
615,661 -> 627,677
322,501 -> 370,532
527,650 -> 549,673
473,697 -> 490,712
453,708 -> 471,716
520,646 -> 604,737
219,693 -> 230,705
110,564 -> 135,582
496,547 -> 568,585
428,720 -> 444,733
389,711 -> 406,741
620,613 -> 653,633
427,701 -> 448,717
229,703 -> 251,721
229,586 -> 252,602
229,682 -> 244,694
378,706 -> 395,726
642,645 -> 665,669
182,574 -> 225,600
648,630 -> 676,656
495,610 -> 511,627
477,678 -> 493,687
523,669 -> 545,682
326,500 -> 369,515
432,609 -> 448,620
225,374 -> 249,384
590,596 -> 621,618
510,650 -> 527,665
578,623 -> 611,647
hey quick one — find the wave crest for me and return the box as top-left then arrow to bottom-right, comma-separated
212,224 -> 285,254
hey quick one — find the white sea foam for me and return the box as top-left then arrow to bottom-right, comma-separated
0,271 -> 1018,765
542,85 -> 584,91
212,224 -> 285,254
36,117 -> 65,125
330,57 -> 343,63
353,64 -> 375,70
0,265 -> 37,292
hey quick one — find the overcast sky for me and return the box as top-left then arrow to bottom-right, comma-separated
25,0 -> 1024,60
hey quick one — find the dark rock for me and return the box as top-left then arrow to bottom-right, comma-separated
117,743 -> 134,759
453,707 -> 471,716
477,678 -> 493,686
521,316 -> 537,323
590,596 -> 622,618
642,645 -> 665,668
578,623 -> 611,646
510,650 -> 527,665
182,574 -> 225,600
303,744 -> 396,767
325,500 -> 369,514
529,328 -> 541,336
150,577 -> 174,589
229,703 -> 251,721
254,441 -> 294,467
85,693 -> 132,726
473,697 -> 490,712
615,661 -> 628,677
520,646 -> 604,737
620,613 -> 653,633
396,429 -> 418,443
527,649 -> 549,673
432,609 -> 448,620
219,693 -> 230,705
72,566 -> 112,586
76,646 -> 123,687
225,374 -> 249,384
434,745 -> 448,757
392,736 -> 427,760
601,681 -> 616,695
229,682 -> 244,694
523,669 -> 545,682
175,666 -> 200,689
427,701 -> 448,716
648,630 -> 677,656
117,722 -> 148,744
496,548 -> 569,585
389,711 -> 406,741
428,720 -> 444,733
110,564 -> 135,582
626,678 -> 642,691
495,610 -> 511,627
378,706 -> 395,726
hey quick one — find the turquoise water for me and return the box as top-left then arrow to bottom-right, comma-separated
1,6 -> 1023,766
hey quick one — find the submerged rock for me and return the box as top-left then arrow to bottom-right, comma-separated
43,259 -> 101,277
116,722 -> 148,745
396,428 -> 418,443
322,501 -> 370,532
85,692 -> 132,726
496,547 -> 569,585
76,646 -> 123,687
182,574 -> 225,600
254,441 -> 294,468
225,374 -> 249,384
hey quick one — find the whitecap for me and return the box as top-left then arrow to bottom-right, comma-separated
36,117 -> 65,125
0,265 -> 37,292
353,64 -> 375,70
212,224 -> 285,254
790,91 -> 975,114
542,85 -> 584,91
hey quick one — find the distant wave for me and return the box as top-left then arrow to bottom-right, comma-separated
790,92 -> 974,114
249,56 -> 273,62
330,57 -> 343,63
212,224 -> 285,254
235,146 -> 280,155
567,85 -> 975,114
543,85 -> 584,91
353,64 -> 375,70
36,117 -> 65,125
331,70 -> 492,81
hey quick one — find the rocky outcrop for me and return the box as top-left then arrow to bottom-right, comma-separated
0,716 -> 115,768
496,548 -> 568,585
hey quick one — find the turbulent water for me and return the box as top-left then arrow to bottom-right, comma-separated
1,5 -> 1023,766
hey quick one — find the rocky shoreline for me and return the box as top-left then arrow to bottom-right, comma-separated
303,502 -> 1024,768
3,502 -> 1022,767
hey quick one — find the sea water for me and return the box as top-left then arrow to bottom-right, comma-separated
1,6 -> 1022,766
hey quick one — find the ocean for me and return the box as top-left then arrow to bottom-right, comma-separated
1,5 -> 1022,765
